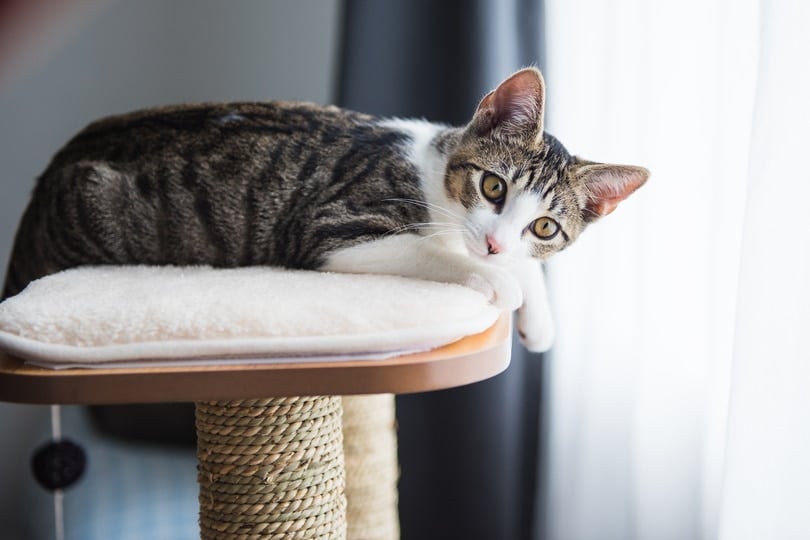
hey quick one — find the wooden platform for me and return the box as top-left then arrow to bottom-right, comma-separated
0,314 -> 511,405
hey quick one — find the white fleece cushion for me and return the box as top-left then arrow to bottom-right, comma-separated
0,266 -> 500,368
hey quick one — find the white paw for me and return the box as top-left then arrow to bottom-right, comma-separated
464,265 -> 523,311
517,303 -> 555,352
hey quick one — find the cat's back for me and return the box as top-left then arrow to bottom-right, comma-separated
48,101 -> 374,168
77,100 -> 371,138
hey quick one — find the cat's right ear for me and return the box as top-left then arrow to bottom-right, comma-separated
470,67 -> 546,144
570,159 -> 649,222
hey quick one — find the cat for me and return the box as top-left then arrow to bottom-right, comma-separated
2,67 -> 647,353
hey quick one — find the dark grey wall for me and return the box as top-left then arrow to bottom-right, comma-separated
0,1 -> 341,537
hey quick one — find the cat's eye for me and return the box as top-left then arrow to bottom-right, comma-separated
531,217 -> 560,240
481,174 -> 507,203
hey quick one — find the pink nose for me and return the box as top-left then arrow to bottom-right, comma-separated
486,235 -> 502,255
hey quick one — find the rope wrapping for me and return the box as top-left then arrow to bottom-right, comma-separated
342,395 -> 400,540
196,396 -> 346,540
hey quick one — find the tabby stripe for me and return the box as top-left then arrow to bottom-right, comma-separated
73,188 -> 119,261
525,167 -> 538,190
381,164 -> 424,212
287,137 -> 305,163
320,159 -> 378,209
193,191 -> 227,266
50,193 -> 95,263
155,174 -> 171,261
135,173 -> 153,198
49,223 -> 83,268
319,125 -> 343,146
116,186 -> 144,263
330,137 -> 375,177
549,193 -> 562,212
181,148 -> 199,190
54,178 -> 112,262
242,186 -> 258,266
541,176 -> 558,200
244,142 -> 288,265
319,138 -> 377,204
273,152 -> 320,265
326,221 -> 394,242
382,165 -> 400,195
312,220 -> 393,250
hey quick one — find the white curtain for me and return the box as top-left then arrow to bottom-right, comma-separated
542,1 -> 810,539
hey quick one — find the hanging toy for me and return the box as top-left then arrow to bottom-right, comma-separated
30,405 -> 86,540
31,438 -> 86,491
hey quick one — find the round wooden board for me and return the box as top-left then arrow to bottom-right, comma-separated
0,315 -> 511,404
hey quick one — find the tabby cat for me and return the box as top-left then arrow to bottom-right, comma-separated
2,67 -> 647,352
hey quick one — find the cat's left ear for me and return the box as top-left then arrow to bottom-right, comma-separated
471,67 -> 545,143
571,159 -> 650,222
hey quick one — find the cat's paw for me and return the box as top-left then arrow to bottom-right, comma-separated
516,302 -> 555,352
465,265 -> 523,311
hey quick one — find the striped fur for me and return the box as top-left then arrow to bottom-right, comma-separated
3,102 -> 431,298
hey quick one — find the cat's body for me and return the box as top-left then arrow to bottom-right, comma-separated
2,68 -> 648,352
4,102 -> 433,282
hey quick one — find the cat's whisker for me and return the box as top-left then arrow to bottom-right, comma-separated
418,230 -> 468,242
405,200 -> 461,221
462,220 -> 483,240
384,221 -> 460,236
383,198 -> 464,222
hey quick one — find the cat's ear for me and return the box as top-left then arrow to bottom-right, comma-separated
471,67 -> 545,142
571,159 -> 649,222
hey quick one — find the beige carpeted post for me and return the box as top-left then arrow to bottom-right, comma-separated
341,394 -> 400,540
196,396 -> 346,539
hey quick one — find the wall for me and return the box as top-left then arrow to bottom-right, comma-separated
0,1 -> 341,537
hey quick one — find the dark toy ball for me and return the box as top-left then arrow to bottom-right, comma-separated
31,439 -> 86,492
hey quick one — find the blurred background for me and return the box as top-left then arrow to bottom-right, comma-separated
1,1 -> 808,539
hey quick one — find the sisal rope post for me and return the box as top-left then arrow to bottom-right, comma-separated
196,396 -> 346,540
342,394 -> 400,540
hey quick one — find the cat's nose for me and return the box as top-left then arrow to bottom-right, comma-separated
486,235 -> 502,255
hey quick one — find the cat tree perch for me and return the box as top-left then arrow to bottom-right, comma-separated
0,266 -> 512,539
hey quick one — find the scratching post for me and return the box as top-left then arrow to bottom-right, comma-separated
342,394 -> 400,540
0,268 -> 512,540
195,396 -> 347,539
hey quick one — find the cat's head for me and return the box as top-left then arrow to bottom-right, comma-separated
445,67 -> 648,262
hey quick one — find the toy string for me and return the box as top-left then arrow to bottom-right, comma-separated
51,405 -> 64,540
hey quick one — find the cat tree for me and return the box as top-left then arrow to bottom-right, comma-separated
0,268 -> 511,539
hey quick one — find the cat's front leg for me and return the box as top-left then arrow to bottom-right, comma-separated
509,259 -> 555,352
322,234 -> 523,311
